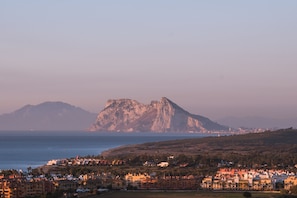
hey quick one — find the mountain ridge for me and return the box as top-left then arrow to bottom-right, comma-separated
101,128 -> 297,160
89,97 -> 228,133
0,101 -> 97,131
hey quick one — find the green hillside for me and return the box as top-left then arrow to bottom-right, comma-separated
102,128 -> 297,169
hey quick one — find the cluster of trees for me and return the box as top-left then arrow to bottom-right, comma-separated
124,151 -> 297,170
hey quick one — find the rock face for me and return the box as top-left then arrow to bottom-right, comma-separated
89,97 -> 228,133
0,102 -> 97,131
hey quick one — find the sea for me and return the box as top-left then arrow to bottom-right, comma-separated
0,131 -> 212,171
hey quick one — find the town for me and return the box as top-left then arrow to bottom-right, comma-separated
1,154 -> 297,198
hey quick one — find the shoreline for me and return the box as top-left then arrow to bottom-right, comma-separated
1,132 -> 202,171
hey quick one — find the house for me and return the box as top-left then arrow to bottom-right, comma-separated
55,179 -> 78,191
201,176 -> 212,189
143,161 -> 156,167
157,162 -> 169,168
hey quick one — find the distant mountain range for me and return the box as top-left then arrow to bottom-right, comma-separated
0,102 -> 97,131
89,97 -> 228,133
1,98 -> 294,132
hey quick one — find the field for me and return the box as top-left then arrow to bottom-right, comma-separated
88,191 -> 279,198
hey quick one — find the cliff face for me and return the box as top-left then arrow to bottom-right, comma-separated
89,97 -> 228,133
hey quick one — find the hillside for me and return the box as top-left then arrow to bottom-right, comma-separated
0,102 -> 97,131
102,128 -> 297,162
90,97 -> 228,133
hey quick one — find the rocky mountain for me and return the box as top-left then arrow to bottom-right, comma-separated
0,102 -> 97,131
89,97 -> 228,133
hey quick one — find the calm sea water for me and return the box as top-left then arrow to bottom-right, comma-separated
0,131 -> 210,171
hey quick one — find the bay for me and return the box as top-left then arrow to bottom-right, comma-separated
0,131 -> 210,171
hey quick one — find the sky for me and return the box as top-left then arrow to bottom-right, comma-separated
1,1 -> 297,121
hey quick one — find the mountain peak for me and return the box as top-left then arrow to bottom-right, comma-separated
105,98 -> 140,108
90,97 -> 228,133
38,101 -> 71,106
160,97 -> 170,102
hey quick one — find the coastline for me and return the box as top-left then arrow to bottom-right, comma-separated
0,132 -> 203,171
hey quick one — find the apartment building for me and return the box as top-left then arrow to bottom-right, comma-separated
0,178 -> 55,198
201,168 -> 294,191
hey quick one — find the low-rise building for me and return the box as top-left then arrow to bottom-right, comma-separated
284,175 -> 297,190
201,168 -> 294,191
0,178 -> 55,198
125,173 -> 150,189
157,162 -> 169,168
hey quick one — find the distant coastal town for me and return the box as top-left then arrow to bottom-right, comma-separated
1,128 -> 297,198
1,153 -> 297,198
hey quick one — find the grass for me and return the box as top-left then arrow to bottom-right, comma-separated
88,191 -> 279,198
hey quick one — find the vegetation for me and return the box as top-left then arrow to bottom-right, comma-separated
101,128 -> 297,170
87,191 -> 279,198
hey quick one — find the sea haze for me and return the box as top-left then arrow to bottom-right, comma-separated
0,131 -> 210,171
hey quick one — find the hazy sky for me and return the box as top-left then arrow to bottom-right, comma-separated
1,1 -> 297,120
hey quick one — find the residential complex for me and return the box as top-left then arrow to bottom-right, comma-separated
1,157 -> 297,198
201,168 -> 297,191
